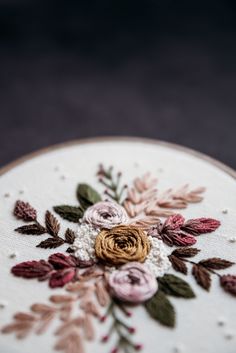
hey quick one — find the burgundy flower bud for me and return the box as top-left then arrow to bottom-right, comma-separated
135,344 -> 143,351
14,200 -> 37,221
220,274 -> 236,296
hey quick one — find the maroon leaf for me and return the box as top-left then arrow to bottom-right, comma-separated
45,211 -> 60,237
49,268 -> 76,288
169,255 -> 188,274
220,274 -> 236,296
182,218 -> 221,236
15,223 -> 46,235
161,231 -> 197,247
192,264 -> 211,291
14,200 -> 37,222
163,214 -> 185,231
48,253 -> 77,269
200,258 -> 234,270
172,247 -> 200,258
36,237 -> 64,249
64,228 -> 76,244
12,260 -> 53,279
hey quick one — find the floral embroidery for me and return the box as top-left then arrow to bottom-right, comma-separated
95,225 -> 151,265
108,262 -> 158,303
2,164 -> 235,353
83,200 -> 129,229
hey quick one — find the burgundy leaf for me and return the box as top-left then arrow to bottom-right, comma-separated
199,258 -> 234,270
48,253 -> 77,269
192,264 -> 211,291
36,237 -> 64,249
12,260 -> 53,279
163,214 -> 185,231
45,211 -> 60,237
14,200 -> 37,222
160,231 -> 197,247
49,268 -> 76,288
172,247 -> 200,258
169,255 -> 188,274
182,218 -> 221,236
220,274 -> 236,296
15,223 -> 46,235
65,228 -> 76,244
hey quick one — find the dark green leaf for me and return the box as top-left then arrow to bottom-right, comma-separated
76,183 -> 101,209
145,291 -> 175,328
53,205 -> 84,222
158,274 -> 195,298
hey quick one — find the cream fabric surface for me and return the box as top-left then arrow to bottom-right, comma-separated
0,139 -> 236,353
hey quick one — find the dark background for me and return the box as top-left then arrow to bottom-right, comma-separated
0,1 -> 236,168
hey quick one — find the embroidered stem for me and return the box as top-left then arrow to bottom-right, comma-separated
97,165 -> 127,204
101,300 -> 142,353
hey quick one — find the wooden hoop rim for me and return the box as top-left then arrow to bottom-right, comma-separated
0,136 -> 235,180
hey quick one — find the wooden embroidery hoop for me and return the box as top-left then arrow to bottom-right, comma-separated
0,137 -> 235,180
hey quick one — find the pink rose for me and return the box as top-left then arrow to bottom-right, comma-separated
82,201 -> 128,229
108,262 -> 158,303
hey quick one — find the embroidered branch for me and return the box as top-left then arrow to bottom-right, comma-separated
97,164 -> 127,204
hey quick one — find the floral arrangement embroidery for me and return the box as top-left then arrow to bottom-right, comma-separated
2,164 -> 236,353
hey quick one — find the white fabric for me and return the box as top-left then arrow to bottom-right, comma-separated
0,139 -> 236,353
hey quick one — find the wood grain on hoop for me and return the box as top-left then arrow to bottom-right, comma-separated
0,137 -> 235,179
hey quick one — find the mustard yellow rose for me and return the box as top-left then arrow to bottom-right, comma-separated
95,225 -> 151,266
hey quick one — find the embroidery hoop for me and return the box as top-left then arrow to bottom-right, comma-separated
1,137 -> 235,178
1,137 -> 236,353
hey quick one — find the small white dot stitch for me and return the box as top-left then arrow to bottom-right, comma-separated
3,192 -> 10,198
217,317 -> 227,327
19,189 -> 25,195
54,165 -> 60,172
224,331 -> 234,340
173,344 -> 185,353
0,300 -> 8,309
9,251 -> 18,259
228,237 -> 236,243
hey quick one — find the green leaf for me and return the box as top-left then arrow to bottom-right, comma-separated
53,205 -> 84,222
76,183 -> 102,209
145,291 -> 175,328
158,274 -> 195,298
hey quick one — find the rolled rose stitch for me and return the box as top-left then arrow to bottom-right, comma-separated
95,225 -> 151,265
108,262 -> 158,303
82,201 -> 129,229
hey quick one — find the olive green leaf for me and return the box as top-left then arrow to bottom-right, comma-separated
158,274 -> 195,298
76,183 -> 102,209
53,205 -> 84,222
145,290 -> 175,328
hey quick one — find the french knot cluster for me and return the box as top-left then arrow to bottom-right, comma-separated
14,200 -> 37,222
95,225 -> 151,266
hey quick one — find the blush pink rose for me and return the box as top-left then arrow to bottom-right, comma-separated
82,201 -> 128,229
108,262 -> 158,303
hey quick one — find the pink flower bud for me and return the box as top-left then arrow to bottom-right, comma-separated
101,335 -> 109,342
135,344 -> 143,351
100,315 -> 107,322
128,327 -> 136,334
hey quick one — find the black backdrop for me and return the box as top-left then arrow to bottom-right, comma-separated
0,1 -> 236,168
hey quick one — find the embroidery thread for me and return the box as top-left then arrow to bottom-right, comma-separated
2,164 -> 235,353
